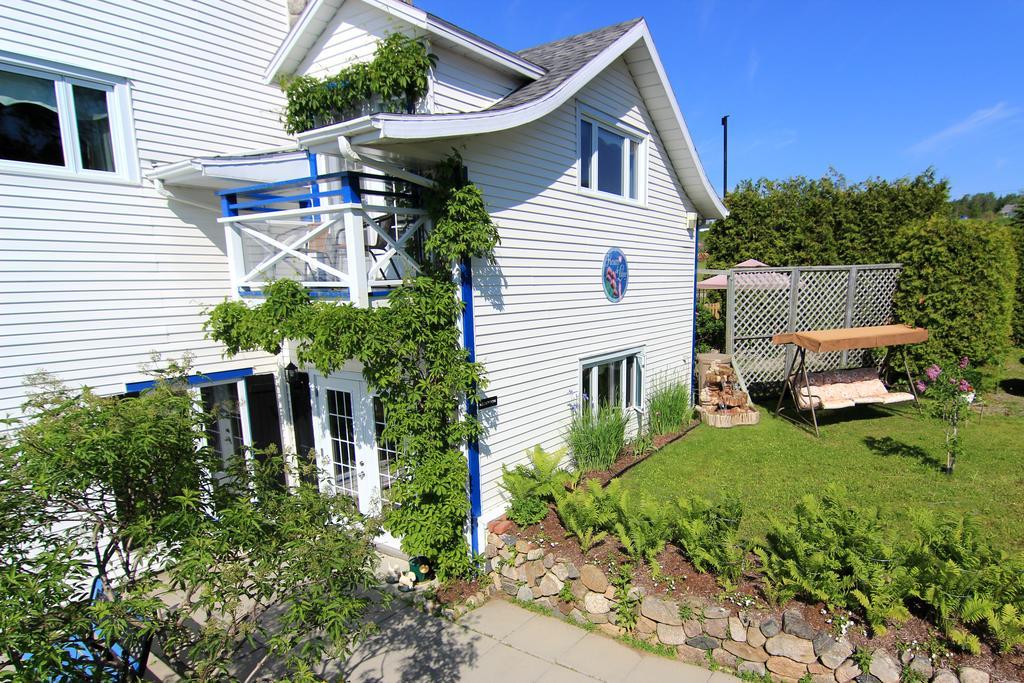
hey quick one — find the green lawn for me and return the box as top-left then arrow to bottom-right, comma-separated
621,357 -> 1024,551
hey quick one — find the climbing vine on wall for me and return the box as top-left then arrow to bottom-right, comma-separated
279,33 -> 436,135
205,152 -> 498,580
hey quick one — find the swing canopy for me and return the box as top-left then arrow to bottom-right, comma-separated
771,324 -> 928,353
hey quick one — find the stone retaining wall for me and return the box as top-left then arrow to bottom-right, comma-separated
479,530 -> 1004,683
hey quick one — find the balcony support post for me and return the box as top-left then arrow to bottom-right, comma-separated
342,173 -> 369,307
221,192 -> 245,299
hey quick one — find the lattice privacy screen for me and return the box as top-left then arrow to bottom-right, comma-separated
725,265 -> 901,389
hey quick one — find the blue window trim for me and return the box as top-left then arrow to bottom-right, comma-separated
125,367 -> 253,393
460,257 -> 482,555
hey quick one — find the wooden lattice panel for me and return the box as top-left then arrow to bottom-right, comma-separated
726,265 -> 902,388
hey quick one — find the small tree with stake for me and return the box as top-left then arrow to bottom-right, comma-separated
916,357 -> 976,474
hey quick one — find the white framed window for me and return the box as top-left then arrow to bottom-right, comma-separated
0,53 -> 138,182
580,349 -> 644,415
578,104 -> 646,202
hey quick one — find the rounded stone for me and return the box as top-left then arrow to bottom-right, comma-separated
704,617 -> 729,639
704,605 -> 730,620
683,619 -> 703,638
908,655 -> 933,680
724,639 -> 770,663
767,656 -> 808,679
516,585 -> 534,602
747,623 -> 767,648
958,668 -> 990,683
783,608 -> 818,640
677,643 -> 706,664
765,633 -> 817,663
583,591 -> 610,614
729,616 -> 747,642
686,634 -> 721,651
818,637 -> 854,669
537,573 -> 563,597
580,564 -> 609,593
657,623 -> 688,645
565,562 -> 580,579
526,548 -> 544,561
640,595 -> 682,626
551,563 -> 570,581
868,649 -> 900,683
712,648 -> 737,669
835,659 -> 862,683
543,553 -> 555,568
932,669 -> 958,683
760,616 -> 781,637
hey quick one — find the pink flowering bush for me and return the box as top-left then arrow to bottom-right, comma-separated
917,357 -> 975,473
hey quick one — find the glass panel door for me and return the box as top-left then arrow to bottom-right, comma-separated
326,388 -> 359,501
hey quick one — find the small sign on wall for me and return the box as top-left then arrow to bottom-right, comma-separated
603,248 -> 628,302
478,396 -> 498,409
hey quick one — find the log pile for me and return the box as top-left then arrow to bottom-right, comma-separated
697,359 -> 760,428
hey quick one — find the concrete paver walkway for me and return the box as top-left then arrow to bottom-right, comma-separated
343,598 -> 738,683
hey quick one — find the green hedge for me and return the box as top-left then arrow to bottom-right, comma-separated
704,169 -> 949,268
1013,215 -> 1024,345
892,215 -> 1017,367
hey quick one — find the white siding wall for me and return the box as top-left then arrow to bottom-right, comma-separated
296,0 -> 414,79
462,59 -> 700,525
294,1 -> 520,114
431,46 -> 521,114
0,0 -> 294,418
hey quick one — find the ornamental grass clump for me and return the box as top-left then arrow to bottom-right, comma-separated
565,402 -> 627,472
647,380 -> 690,436
916,357 -> 976,474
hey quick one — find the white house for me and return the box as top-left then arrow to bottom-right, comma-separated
0,0 -> 725,553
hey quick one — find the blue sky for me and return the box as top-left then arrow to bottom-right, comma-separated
419,0 -> 1024,198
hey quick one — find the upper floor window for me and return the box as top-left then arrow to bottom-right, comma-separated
0,55 -> 137,181
578,107 -> 645,202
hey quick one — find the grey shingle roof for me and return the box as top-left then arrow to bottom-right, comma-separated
488,18 -> 643,111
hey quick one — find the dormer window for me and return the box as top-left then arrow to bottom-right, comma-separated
578,106 -> 645,202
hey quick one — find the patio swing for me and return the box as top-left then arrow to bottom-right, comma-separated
772,324 -> 929,436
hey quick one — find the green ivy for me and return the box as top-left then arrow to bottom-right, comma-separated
205,152 -> 498,580
280,33 -> 436,135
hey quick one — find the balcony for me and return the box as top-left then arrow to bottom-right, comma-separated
217,169 -> 429,306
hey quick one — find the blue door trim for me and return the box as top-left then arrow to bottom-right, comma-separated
460,257 -> 482,555
125,367 -> 254,393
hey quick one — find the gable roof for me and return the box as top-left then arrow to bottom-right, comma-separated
492,19 -> 642,111
265,0 -> 544,83
297,18 -> 727,219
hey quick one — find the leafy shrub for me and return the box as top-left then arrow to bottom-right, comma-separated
907,514 -> 1024,654
611,564 -> 639,632
670,496 -> 746,587
566,405 -> 627,472
756,488 -> 913,635
280,34 -> 436,134
500,446 -> 573,526
696,302 -> 725,353
1012,213 -> 1024,345
893,215 -> 1017,368
647,380 -> 691,436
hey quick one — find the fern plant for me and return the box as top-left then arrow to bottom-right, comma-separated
907,513 -> 1024,654
611,489 -> 670,579
755,487 -> 912,636
670,496 -> 745,586
501,445 -> 574,526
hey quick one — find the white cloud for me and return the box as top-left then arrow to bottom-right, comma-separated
908,102 -> 1020,155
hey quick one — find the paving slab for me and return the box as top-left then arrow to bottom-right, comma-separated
535,663 -> 601,682
624,654 -> 714,683
459,598 -> 539,640
455,642 -> 552,683
554,631 -> 645,682
501,608 -> 589,661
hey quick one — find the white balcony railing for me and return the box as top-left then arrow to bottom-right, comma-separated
217,170 -> 428,306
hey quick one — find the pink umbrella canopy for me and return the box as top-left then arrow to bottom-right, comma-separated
697,259 -> 789,290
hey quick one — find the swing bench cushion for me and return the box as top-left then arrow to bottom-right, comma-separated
795,367 -> 915,411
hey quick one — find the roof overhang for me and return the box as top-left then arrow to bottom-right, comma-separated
265,0 -> 545,84
295,21 -> 727,219
147,148 -> 310,189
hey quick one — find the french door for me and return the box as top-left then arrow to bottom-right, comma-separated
309,373 -> 397,529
